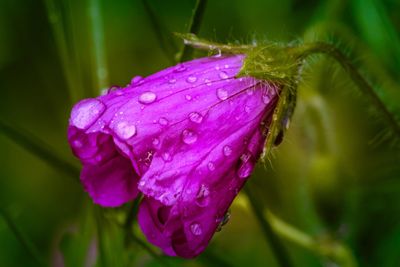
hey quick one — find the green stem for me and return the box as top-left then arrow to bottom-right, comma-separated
178,0 -> 208,62
199,250 -> 234,267
94,207 -> 107,267
88,0 -> 109,94
0,207 -> 47,267
0,120 -> 80,180
295,42 -> 400,138
128,233 -> 171,266
244,186 -> 293,267
265,210 -> 357,267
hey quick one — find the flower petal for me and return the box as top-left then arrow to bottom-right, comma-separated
68,127 -> 139,207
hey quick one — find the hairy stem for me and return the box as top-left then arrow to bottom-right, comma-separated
295,42 -> 400,137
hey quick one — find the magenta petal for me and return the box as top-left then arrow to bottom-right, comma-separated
137,198 -> 177,256
68,127 -> 139,207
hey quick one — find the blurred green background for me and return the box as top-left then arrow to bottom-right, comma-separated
1,0 -> 400,266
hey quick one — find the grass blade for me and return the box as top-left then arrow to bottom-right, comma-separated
43,0 -> 83,103
88,0 -> 109,94
0,207 -> 47,267
178,0 -> 208,62
141,0 -> 178,64
0,120 -> 79,180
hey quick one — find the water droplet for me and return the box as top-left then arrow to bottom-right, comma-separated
190,223 -> 203,236
219,71 -> 229,79
71,99 -> 105,130
217,88 -> 228,100
186,75 -> 197,83
138,180 -> 146,187
158,117 -> 169,126
189,112 -> 203,124
72,140 -> 83,148
114,122 -> 136,140
245,105 -> 251,113
139,91 -> 157,104
185,94 -> 192,101
196,184 -> 210,207
223,145 -> 232,156
246,88 -> 254,95
237,152 -> 253,179
152,138 -> 160,146
131,76 -> 143,85
174,64 -> 187,72
262,89 -> 272,104
161,152 -> 172,162
168,78 -> 176,84
204,79 -> 212,86
181,129 -> 198,144
237,162 -> 253,179
208,162 -> 215,171
105,85 -> 119,94
224,64 -> 229,69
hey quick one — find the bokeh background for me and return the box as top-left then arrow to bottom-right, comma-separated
1,0 -> 400,266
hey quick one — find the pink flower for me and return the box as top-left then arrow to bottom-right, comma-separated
68,54 -> 279,257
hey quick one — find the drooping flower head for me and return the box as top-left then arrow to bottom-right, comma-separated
68,48 -> 293,257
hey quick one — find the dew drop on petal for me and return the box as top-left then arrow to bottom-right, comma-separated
139,91 -> 157,104
72,140 -> 83,148
161,152 -> 172,162
71,99 -> 105,130
223,145 -> 232,156
219,71 -> 229,79
152,138 -> 160,146
158,117 -> 169,126
168,78 -> 176,84
131,76 -> 143,85
185,94 -> 192,101
217,88 -> 228,100
181,129 -> 198,144
186,75 -> 197,83
207,161 -> 215,171
205,79 -> 212,86
114,122 -> 137,140
237,152 -> 253,179
246,88 -> 254,95
237,161 -> 253,179
139,180 -> 146,187
245,105 -> 251,113
190,223 -> 203,236
262,89 -> 273,104
189,112 -> 203,124
196,184 -> 210,207
174,64 -> 187,72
